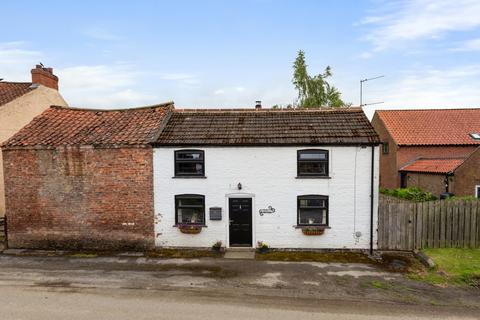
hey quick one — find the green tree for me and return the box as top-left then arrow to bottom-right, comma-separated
292,50 -> 346,108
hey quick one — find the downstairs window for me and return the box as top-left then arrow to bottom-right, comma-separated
175,194 -> 205,225
297,195 -> 329,226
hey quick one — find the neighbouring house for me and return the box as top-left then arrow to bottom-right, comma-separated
153,108 -> 380,250
0,65 -> 67,217
372,109 -> 480,197
1,103 -> 172,250
2,104 -> 380,251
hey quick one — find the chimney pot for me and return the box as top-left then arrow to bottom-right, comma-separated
255,100 -> 262,109
31,65 -> 59,90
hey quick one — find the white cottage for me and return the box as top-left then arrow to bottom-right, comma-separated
152,107 -> 380,252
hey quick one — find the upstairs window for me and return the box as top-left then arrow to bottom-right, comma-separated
297,149 -> 329,177
175,194 -> 205,225
174,150 -> 204,177
382,142 -> 389,154
297,195 -> 329,226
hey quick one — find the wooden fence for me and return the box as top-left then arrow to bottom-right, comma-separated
378,195 -> 480,250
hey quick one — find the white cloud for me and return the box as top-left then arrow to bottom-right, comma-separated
362,0 -> 480,52
363,64 -> 480,118
57,64 -> 159,108
213,89 -> 225,95
159,73 -> 199,85
81,27 -> 121,41
359,52 -> 373,59
0,42 -> 42,81
452,38 -> 480,52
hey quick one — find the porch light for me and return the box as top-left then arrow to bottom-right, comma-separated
237,183 -> 242,190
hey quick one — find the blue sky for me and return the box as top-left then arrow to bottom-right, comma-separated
1,0 -> 480,117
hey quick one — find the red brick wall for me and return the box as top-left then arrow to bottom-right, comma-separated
453,147 -> 480,196
371,114 -> 398,189
397,146 -> 475,169
2,146 -> 154,250
404,172 -> 450,197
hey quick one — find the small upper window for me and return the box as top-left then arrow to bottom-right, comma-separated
297,149 -> 329,177
470,133 -> 480,140
175,194 -> 205,225
297,195 -> 329,226
476,185 -> 480,198
382,142 -> 389,154
174,150 -> 204,177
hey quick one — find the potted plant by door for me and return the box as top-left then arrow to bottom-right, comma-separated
257,241 -> 269,254
211,241 -> 224,253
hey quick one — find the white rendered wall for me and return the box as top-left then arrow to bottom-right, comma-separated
153,146 -> 379,249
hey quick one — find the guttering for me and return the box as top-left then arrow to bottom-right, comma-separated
370,145 -> 375,255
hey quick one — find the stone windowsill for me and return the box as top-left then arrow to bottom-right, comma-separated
173,224 -> 208,228
295,176 -> 332,179
293,225 -> 331,230
172,176 -> 207,179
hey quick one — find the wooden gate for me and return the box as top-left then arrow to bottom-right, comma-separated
378,195 -> 480,250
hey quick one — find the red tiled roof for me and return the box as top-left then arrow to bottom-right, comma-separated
155,107 -> 380,145
0,82 -> 36,107
375,109 -> 480,146
2,103 -> 173,148
400,158 -> 466,174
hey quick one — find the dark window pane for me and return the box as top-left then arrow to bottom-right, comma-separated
178,207 -> 204,224
299,198 -> 326,208
298,195 -> 328,226
298,162 -> 327,175
299,208 -> 326,225
177,152 -> 202,160
299,152 -> 326,160
176,162 -> 204,175
382,143 -> 389,154
176,195 -> 205,225
177,198 -> 204,207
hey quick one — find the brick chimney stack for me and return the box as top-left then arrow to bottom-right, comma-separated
31,65 -> 59,90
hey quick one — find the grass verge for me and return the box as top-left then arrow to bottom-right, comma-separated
145,248 -> 223,259
255,251 -> 374,264
410,248 -> 480,287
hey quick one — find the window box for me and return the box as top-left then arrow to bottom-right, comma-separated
178,224 -> 203,234
297,149 -> 329,177
301,227 -> 326,236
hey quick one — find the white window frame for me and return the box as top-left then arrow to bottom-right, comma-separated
475,185 -> 480,198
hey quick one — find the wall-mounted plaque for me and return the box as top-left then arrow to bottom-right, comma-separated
259,206 -> 276,216
209,207 -> 222,220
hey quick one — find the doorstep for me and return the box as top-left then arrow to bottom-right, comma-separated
224,248 -> 255,260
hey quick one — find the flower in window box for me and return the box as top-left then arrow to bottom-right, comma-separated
302,227 -> 325,236
178,224 -> 202,234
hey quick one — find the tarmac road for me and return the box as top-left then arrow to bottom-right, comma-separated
0,254 -> 478,319
0,285 -> 478,320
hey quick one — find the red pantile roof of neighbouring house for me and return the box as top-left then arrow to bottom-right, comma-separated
375,108 -> 480,146
399,157 -> 466,174
2,103 -> 173,148
0,82 -> 36,107
155,107 -> 380,145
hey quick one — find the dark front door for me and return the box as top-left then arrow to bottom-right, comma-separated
229,198 -> 252,247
